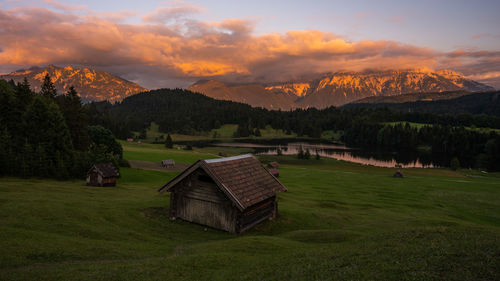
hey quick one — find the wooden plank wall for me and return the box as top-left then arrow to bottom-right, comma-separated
173,169 -> 237,232
238,197 -> 276,233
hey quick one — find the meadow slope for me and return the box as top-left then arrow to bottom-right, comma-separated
0,144 -> 499,280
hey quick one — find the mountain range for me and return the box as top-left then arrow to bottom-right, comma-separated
188,69 -> 495,109
1,66 -> 495,108
0,65 -> 146,102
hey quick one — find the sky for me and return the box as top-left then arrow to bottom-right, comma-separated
0,0 -> 499,89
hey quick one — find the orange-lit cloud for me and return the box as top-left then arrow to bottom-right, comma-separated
0,5 -> 498,89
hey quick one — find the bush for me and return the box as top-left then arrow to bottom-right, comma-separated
304,149 -> 311,160
118,158 -> 131,168
165,134 -> 173,149
450,157 -> 460,171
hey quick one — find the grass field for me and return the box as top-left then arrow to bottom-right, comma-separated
137,123 -> 298,143
1,144 -> 499,280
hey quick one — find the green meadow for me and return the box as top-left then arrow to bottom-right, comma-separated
1,143 -> 499,280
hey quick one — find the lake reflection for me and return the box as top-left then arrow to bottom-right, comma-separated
215,142 -> 435,168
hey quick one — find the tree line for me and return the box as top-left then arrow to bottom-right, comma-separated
0,75 -> 124,179
83,88 -> 500,170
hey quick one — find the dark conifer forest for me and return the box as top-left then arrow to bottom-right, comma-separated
86,88 -> 500,171
0,76 -> 123,179
2,82 -> 500,173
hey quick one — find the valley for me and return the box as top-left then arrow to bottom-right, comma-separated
1,141 -> 499,280
1,0 -> 499,280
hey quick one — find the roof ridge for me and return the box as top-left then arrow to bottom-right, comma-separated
204,153 -> 254,163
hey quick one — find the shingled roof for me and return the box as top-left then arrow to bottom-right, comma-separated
89,163 -> 119,178
158,154 -> 287,210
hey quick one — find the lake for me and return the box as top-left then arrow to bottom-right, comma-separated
215,142 -> 436,168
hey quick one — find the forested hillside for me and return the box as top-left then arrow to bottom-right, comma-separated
0,77 -> 123,179
344,91 -> 500,116
83,88 -> 500,171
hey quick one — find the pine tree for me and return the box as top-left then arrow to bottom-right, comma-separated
304,148 -> 311,159
40,74 -> 57,99
16,77 -> 33,104
165,134 -> 173,148
450,157 -> 460,171
297,146 -> 304,159
56,86 -> 89,151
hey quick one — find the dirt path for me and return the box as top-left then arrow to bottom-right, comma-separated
128,160 -> 189,172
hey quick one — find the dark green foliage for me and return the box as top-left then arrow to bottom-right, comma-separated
88,125 -> 123,159
297,146 -> 304,159
315,150 -> 320,160
40,74 -> 57,99
0,79 -> 119,179
138,128 -> 147,139
450,157 -> 460,171
344,91 -> 500,117
55,86 -> 89,151
84,88 -> 500,170
254,127 -> 261,137
234,121 -> 252,137
304,148 -> 311,159
277,147 -> 283,156
165,134 -> 173,148
118,158 -> 131,168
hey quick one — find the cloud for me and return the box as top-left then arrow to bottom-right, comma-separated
355,13 -> 370,19
43,0 -> 86,12
389,16 -> 405,22
142,4 -> 201,24
0,6 -> 498,89
472,33 -> 491,39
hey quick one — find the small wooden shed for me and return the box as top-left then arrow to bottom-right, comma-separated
86,163 -> 119,186
158,154 -> 287,233
268,161 -> 279,169
268,168 -> 279,177
393,170 -> 404,178
162,160 -> 175,168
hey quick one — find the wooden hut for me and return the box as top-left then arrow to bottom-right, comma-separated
268,161 -> 279,169
393,170 -> 404,178
268,168 -> 279,177
158,154 -> 287,233
86,163 -> 119,186
162,160 -> 175,168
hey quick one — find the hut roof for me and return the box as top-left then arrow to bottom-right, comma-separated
268,161 -> 279,168
89,163 -> 119,178
268,168 -> 279,177
158,154 -> 287,211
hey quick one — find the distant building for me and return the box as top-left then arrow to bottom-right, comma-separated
268,161 -> 280,169
393,170 -> 404,178
268,168 -> 280,177
86,163 -> 119,186
158,154 -> 287,233
162,160 -> 175,168
126,138 -> 134,142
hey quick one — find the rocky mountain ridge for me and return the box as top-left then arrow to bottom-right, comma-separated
189,69 -> 495,109
0,65 -> 146,102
